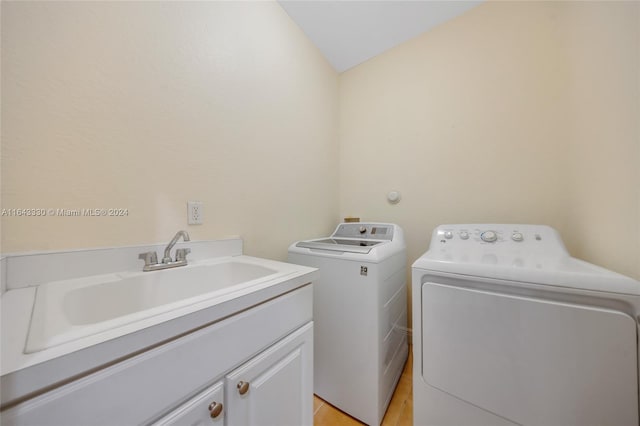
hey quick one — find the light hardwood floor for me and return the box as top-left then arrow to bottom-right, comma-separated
313,349 -> 413,426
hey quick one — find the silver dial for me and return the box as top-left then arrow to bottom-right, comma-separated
444,231 -> 453,239
512,232 -> 524,242
359,226 -> 367,234
481,231 -> 498,242
460,231 -> 469,240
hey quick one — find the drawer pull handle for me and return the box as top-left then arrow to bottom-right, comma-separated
208,401 -> 223,419
237,381 -> 250,395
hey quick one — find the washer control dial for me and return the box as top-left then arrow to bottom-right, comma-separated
444,231 -> 453,239
359,226 -> 367,234
481,230 -> 498,243
459,231 -> 469,240
512,232 -> 524,242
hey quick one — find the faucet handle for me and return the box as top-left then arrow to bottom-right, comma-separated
138,251 -> 158,267
175,248 -> 191,262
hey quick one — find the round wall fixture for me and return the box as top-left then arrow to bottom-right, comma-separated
387,191 -> 401,204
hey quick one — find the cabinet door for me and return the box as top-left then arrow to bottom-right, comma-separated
152,381 -> 224,426
225,322 -> 313,426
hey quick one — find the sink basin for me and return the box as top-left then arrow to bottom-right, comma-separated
63,261 -> 276,325
25,257 -> 282,353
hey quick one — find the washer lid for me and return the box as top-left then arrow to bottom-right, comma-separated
295,238 -> 385,254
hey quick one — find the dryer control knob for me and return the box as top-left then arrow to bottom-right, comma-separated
481,231 -> 498,242
512,232 -> 524,242
359,226 -> 367,234
460,231 -> 469,240
444,231 -> 453,239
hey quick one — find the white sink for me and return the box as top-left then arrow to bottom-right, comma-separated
63,261 -> 276,325
25,257 -> 285,353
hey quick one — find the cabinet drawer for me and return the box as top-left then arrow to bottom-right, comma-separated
153,381 -> 224,426
2,285 -> 312,426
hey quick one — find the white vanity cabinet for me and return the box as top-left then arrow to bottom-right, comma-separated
155,323 -> 313,426
1,284 -> 313,426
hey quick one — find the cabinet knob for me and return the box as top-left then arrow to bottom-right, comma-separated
208,401 -> 223,419
237,381 -> 250,395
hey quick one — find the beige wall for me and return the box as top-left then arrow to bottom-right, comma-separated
560,2 -> 640,281
2,1 -> 638,286
339,0 -> 640,327
1,1 -> 339,260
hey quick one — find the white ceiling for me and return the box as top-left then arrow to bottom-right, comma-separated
278,1 -> 482,73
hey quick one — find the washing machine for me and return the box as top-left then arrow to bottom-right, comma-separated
412,224 -> 640,426
288,222 -> 408,426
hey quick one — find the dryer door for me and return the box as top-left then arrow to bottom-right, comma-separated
422,281 -> 638,426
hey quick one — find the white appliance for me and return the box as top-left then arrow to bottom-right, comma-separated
412,224 -> 640,426
288,222 -> 408,426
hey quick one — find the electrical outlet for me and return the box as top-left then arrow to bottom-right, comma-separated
187,201 -> 203,225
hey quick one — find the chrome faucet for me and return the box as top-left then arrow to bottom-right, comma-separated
138,230 -> 191,272
162,230 -> 190,263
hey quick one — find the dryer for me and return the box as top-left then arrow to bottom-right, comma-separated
289,223 -> 407,426
412,224 -> 640,426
